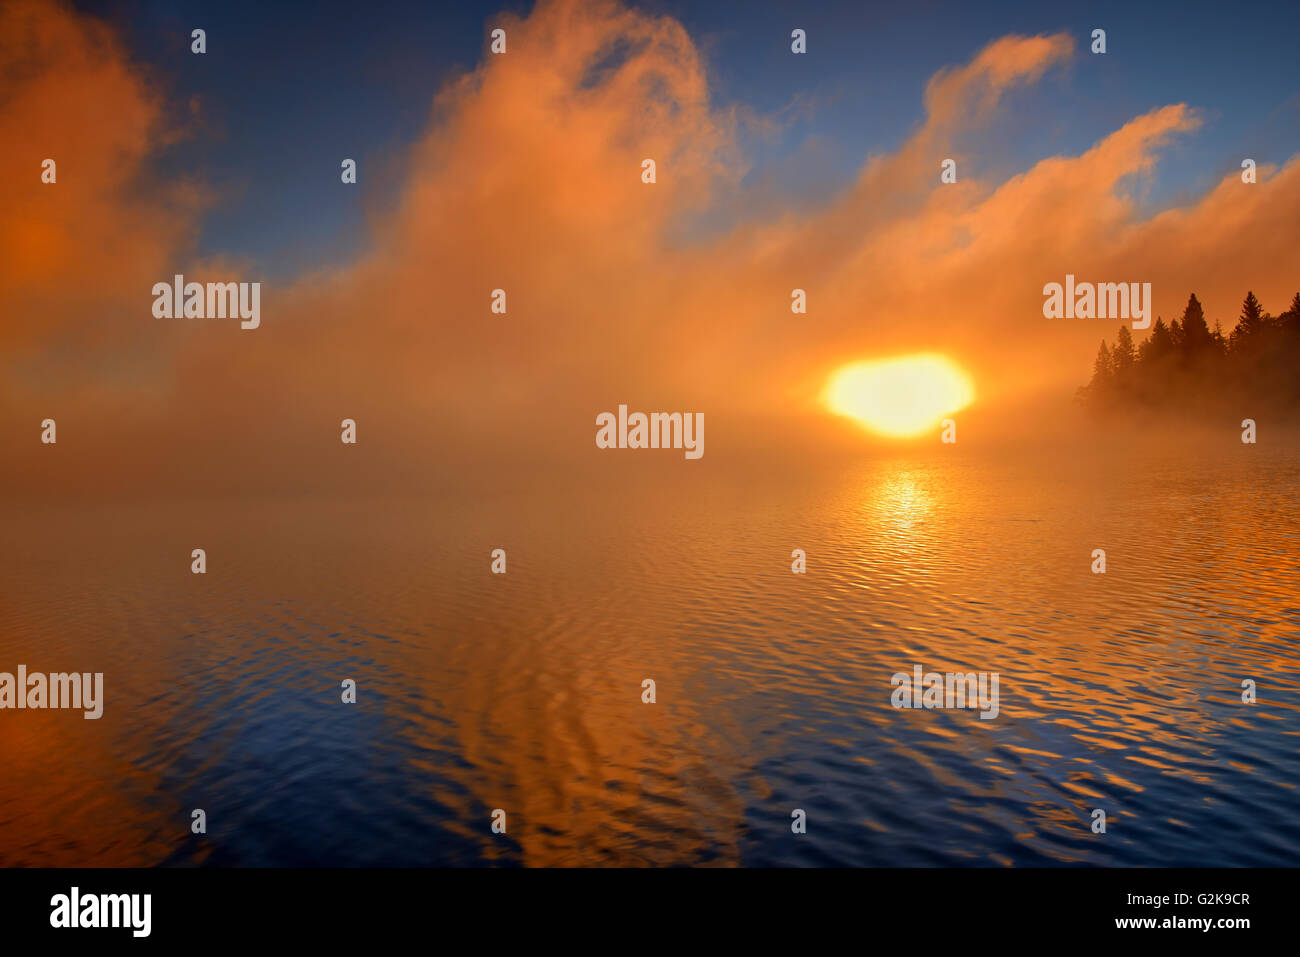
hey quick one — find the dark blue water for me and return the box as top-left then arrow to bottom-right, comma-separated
2,446 -> 1298,865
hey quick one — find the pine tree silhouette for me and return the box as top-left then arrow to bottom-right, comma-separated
1179,293 -> 1212,353
1077,288 -> 1300,419
1231,290 -> 1265,345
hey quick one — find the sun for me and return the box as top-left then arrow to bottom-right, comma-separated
823,354 -> 976,438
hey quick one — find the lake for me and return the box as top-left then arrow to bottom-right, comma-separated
2,440 -> 1297,866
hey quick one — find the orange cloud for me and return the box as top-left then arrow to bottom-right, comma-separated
2,0 -> 1297,498
0,0 -> 204,351
924,33 -> 1076,125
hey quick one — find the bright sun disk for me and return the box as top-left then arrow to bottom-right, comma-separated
823,354 -> 976,438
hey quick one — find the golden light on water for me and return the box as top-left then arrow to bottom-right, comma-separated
824,354 -> 976,438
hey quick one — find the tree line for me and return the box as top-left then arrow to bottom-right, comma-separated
1077,290 -> 1300,417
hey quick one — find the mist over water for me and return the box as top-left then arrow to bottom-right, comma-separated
2,439 -> 1297,866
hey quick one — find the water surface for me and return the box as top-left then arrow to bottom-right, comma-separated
2,444 -> 1297,866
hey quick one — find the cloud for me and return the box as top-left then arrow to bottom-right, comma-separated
924,33 -> 1076,126
0,0 -> 204,353
2,0 -> 1297,497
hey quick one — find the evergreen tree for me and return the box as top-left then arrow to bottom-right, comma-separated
1281,292 -> 1300,334
1179,293 -> 1212,351
1091,340 -> 1113,387
1231,290 -> 1265,344
1112,325 -> 1135,383
1079,287 -> 1300,417
1139,317 -> 1173,363
1112,325 -> 1133,369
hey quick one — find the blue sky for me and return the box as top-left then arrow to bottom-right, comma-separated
78,0 -> 1300,279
